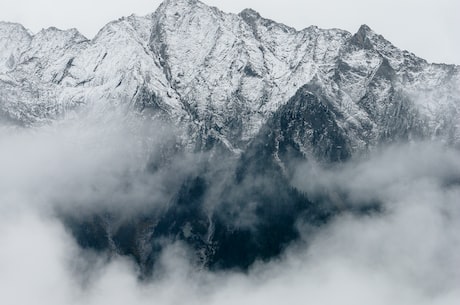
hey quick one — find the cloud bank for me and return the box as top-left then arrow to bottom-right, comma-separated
0,110 -> 459,304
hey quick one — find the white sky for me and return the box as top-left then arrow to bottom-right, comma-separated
0,0 -> 459,64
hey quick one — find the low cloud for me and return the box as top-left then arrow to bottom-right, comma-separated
0,109 -> 459,304
291,142 -> 460,207
0,110 -> 203,218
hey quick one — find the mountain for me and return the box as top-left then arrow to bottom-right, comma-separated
1,0 -> 459,274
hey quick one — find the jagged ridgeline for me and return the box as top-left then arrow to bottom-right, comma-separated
1,0 -> 459,274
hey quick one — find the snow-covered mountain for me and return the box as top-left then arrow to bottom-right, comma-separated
2,0 -> 459,157
2,0 -> 460,273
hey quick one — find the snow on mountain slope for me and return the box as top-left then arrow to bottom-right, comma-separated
0,22 -> 32,73
1,0 -> 459,155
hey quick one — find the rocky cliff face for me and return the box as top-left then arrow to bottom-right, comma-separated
1,0 -> 459,274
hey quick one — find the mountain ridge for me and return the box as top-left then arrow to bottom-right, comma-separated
1,0 -> 460,155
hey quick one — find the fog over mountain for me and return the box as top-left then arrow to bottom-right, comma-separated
1,0 -> 459,304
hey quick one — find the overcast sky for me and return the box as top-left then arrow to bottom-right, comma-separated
0,0 -> 459,64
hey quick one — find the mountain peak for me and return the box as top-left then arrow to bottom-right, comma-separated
239,8 -> 261,20
154,0 -> 213,19
0,21 -> 32,37
358,24 -> 373,34
350,24 -> 377,49
159,0 -> 200,10
34,26 -> 87,43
